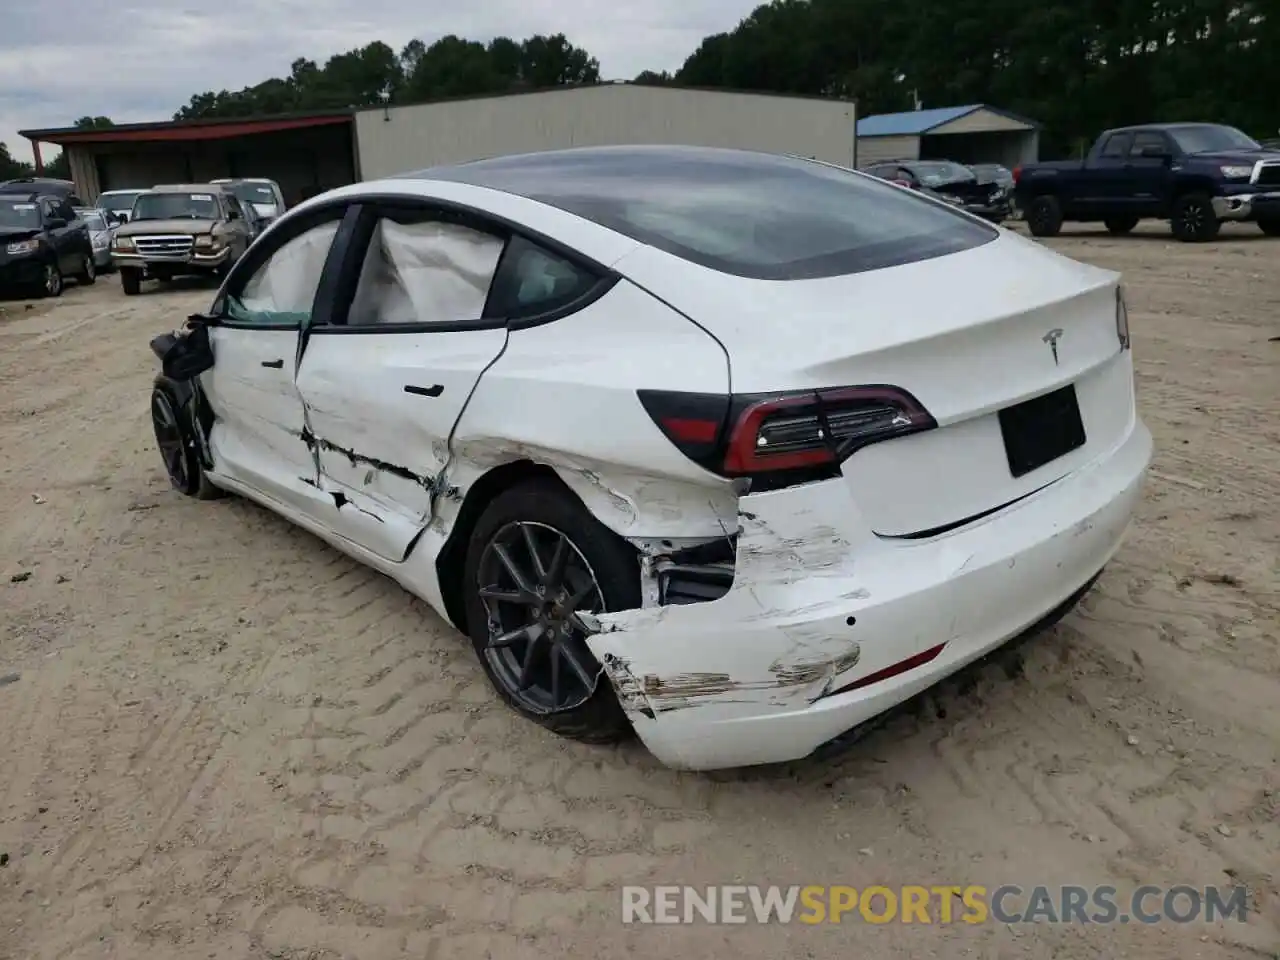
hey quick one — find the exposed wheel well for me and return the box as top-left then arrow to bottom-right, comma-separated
436,459 -> 591,633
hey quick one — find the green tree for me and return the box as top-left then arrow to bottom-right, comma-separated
0,141 -> 34,180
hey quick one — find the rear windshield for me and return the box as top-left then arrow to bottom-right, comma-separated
426,147 -> 996,280
132,192 -> 221,221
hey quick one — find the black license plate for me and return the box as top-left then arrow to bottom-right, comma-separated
998,384 -> 1087,478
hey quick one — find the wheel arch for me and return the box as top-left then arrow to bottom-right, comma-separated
435,459 -> 621,633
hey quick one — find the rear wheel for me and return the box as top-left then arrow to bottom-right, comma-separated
120,268 -> 141,296
462,480 -> 639,743
1258,219 -> 1280,237
1026,196 -> 1063,237
1171,193 -> 1220,242
1104,216 -> 1139,236
77,254 -> 96,285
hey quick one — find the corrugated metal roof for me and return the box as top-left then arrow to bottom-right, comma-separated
856,104 -> 984,137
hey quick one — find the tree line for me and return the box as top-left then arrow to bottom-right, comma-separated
4,2 -> 1276,179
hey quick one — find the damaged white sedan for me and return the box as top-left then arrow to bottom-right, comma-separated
148,145 -> 1152,771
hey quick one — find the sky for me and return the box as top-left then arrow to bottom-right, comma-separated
1,0 -> 757,164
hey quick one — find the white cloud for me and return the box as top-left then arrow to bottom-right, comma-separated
1,0 -> 753,164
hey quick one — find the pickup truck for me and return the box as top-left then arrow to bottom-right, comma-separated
1013,123 -> 1280,242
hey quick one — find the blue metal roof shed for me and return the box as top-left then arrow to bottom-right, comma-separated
856,103 -> 1040,167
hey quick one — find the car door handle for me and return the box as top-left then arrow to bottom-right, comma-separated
261,359 -> 284,369
404,384 -> 443,398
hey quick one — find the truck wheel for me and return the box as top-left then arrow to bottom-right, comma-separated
1104,216 -> 1139,236
1258,220 -> 1280,237
121,268 -> 142,296
1171,194 -> 1220,242
1026,196 -> 1063,237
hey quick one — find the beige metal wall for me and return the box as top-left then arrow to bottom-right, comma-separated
854,135 -> 920,165
65,147 -> 101,201
355,85 -> 858,179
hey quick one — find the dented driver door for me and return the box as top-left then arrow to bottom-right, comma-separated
199,211 -> 348,513
294,205 -> 511,562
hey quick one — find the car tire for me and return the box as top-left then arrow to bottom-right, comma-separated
150,383 -> 221,500
1026,196 -> 1063,237
77,254 -> 96,286
1171,194 -> 1220,242
1104,216 -> 1139,236
121,268 -> 141,296
1258,219 -> 1280,237
462,479 -> 639,744
40,262 -> 63,298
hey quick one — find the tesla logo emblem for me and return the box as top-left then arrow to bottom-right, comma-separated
1042,328 -> 1064,365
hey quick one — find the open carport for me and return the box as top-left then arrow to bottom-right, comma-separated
19,112 -> 360,207
856,103 -> 1040,168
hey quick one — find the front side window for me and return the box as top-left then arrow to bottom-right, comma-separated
131,192 -> 221,222
346,213 -> 505,326
225,220 -> 341,327
1100,134 -> 1132,158
1167,124 -> 1259,154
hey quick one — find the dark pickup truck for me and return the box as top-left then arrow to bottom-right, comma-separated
1014,123 -> 1280,242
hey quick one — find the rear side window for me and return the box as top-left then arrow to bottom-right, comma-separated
487,235 -> 600,320
1100,134 -> 1132,158
431,147 -> 996,281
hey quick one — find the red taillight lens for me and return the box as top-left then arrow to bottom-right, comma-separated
639,385 -> 935,489
722,386 -> 934,475
1012,166 -> 1022,184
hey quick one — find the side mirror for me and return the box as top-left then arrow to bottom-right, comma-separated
45,216 -> 67,228
227,209 -> 241,220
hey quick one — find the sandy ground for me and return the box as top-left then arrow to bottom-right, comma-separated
0,225 -> 1277,960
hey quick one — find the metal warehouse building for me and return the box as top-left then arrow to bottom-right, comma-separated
855,103 -> 1040,167
22,83 -> 858,204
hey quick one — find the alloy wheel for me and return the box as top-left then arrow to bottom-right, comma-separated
151,391 -> 188,490
44,265 -> 62,296
84,256 -> 95,281
476,521 -> 605,714
1182,204 -> 1204,234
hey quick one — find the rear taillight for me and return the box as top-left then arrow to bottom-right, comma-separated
1115,285 -> 1130,350
639,386 -> 935,488
1012,166 -> 1022,183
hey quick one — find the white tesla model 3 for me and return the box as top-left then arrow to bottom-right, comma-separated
148,145 -> 1152,771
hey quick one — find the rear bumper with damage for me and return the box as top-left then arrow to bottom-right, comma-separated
586,418 -> 1153,771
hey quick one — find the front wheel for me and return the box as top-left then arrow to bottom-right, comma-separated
1171,194 -> 1220,242
1258,219 -> 1280,237
77,253 -> 96,285
1026,196 -> 1063,237
40,262 -> 63,298
1105,216 -> 1139,236
150,384 -> 221,499
120,268 -> 141,296
462,480 -> 640,743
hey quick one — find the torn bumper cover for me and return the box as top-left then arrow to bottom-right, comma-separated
583,422 -> 1152,771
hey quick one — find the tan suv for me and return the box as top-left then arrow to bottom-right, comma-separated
111,184 -> 252,295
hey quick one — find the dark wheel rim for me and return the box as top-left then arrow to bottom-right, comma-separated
44,265 -> 61,295
151,392 -> 188,490
84,256 -> 95,280
476,521 -> 605,714
1031,202 -> 1051,230
1181,202 -> 1205,235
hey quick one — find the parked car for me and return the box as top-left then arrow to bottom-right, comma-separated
863,160 -> 1011,222
0,177 -> 85,207
0,192 -> 97,296
1013,122 -> 1280,241
96,188 -> 148,224
75,207 -> 115,272
209,178 -> 286,226
146,145 -> 1151,771
111,184 -> 253,295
